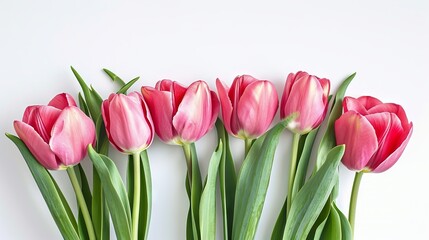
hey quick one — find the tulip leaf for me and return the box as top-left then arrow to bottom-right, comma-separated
117,77 -> 140,94
6,134 -> 80,240
215,120 -> 236,240
71,66 -> 101,120
139,150 -> 152,240
317,204 -> 342,240
333,202 -> 353,240
271,197 -> 288,240
282,145 -> 345,240
316,73 -> 355,170
199,140 -> 223,240
78,93 -> 90,116
232,118 -> 292,240
88,145 -> 132,240
103,68 -> 127,87
75,164 -> 93,240
307,197 -> 332,239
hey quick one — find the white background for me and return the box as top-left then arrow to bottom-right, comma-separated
1,1 -> 428,239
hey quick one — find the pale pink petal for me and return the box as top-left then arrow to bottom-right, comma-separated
173,81 -> 212,143
280,72 -> 297,119
216,79 -> 234,135
335,111 -> 378,171
343,97 -> 368,115
372,123 -> 413,173
367,103 -> 410,129
356,96 -> 382,111
237,81 -> 278,138
14,121 -> 60,170
48,93 -> 77,109
142,86 -> 177,143
23,106 -> 61,143
319,78 -> 330,99
208,91 -> 220,131
229,76 -> 243,134
50,107 -> 96,166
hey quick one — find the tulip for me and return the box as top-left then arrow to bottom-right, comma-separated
141,79 -> 219,145
216,75 -> 278,140
102,92 -> 154,154
334,96 -> 413,235
335,96 -> 413,173
13,93 -> 96,170
280,71 -> 330,134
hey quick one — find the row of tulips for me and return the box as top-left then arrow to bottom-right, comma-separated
7,68 -> 412,240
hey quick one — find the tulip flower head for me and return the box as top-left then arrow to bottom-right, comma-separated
14,93 -> 96,170
141,80 -> 219,145
280,71 -> 330,134
102,92 -> 154,154
335,96 -> 413,173
216,75 -> 278,139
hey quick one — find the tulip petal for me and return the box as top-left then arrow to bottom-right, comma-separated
372,122 -> 413,173
335,111 -> 378,171
365,113 -> 406,172
173,81 -> 212,142
367,103 -> 410,129
156,79 -> 173,91
286,76 -> 326,133
356,96 -> 383,110
23,106 -> 62,142
216,79 -> 234,135
171,81 -> 187,115
209,91 -> 220,131
48,93 -> 77,109
50,107 -> 95,166
343,97 -> 368,115
14,121 -> 59,170
142,86 -> 177,143
237,81 -> 278,138
107,93 -> 153,153
280,72 -> 297,118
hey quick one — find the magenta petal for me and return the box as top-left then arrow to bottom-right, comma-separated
209,91 -> 220,131
372,123 -> 413,173
216,79 -> 234,135
171,81 -> 187,115
356,96 -> 382,111
367,103 -> 410,129
173,81 -> 212,143
48,93 -> 77,109
50,107 -> 95,167
237,81 -> 278,138
335,111 -> 378,171
343,97 -> 368,115
23,106 -> 61,142
14,121 -> 59,170
280,72 -> 297,119
142,86 -> 176,143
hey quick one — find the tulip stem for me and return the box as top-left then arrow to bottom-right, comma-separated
244,138 -> 253,158
67,167 -> 96,240
286,133 -> 300,215
349,171 -> 363,237
182,144 -> 193,183
131,152 -> 141,240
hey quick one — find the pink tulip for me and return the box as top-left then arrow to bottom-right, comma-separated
335,96 -> 413,173
216,75 -> 278,139
280,71 -> 330,134
14,93 -> 96,170
141,80 -> 219,145
102,92 -> 154,154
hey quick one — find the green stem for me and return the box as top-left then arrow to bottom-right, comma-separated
244,138 -> 253,158
132,152 -> 141,240
286,133 -> 301,215
67,167 -> 96,240
349,171 -> 363,237
182,144 -> 192,183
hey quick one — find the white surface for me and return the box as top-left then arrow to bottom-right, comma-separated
1,1 -> 428,239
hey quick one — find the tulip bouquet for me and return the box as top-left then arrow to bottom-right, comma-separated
6,67 -> 412,240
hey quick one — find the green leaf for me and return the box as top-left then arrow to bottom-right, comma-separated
199,140 -> 223,240
333,203 -> 353,240
316,73 -> 355,170
103,68 -> 127,86
283,145 -> 345,240
71,66 -> 101,120
138,150 -> 152,240
318,204 -> 342,240
117,77 -> 140,94
78,93 -> 90,116
271,197 -> 287,240
75,164 -> 92,240
88,145 -> 132,240
310,200 -> 331,240
215,120 -> 236,240
6,134 -> 80,240
95,116 -> 110,156
232,118 -> 293,240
